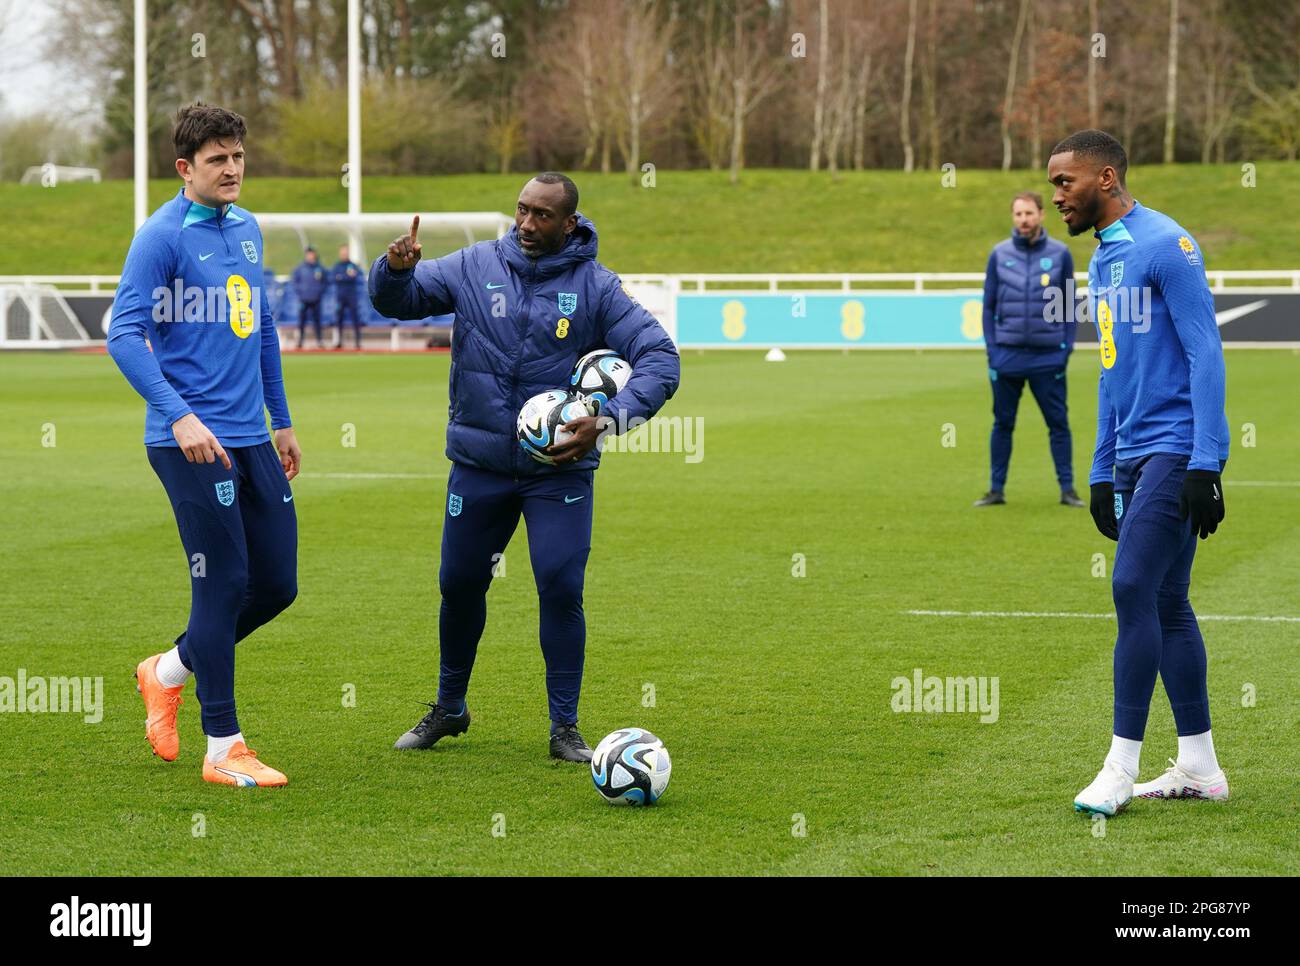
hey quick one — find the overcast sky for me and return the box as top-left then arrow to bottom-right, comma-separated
0,0 -> 85,119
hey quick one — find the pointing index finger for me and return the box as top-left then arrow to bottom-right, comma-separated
410,214 -> 420,240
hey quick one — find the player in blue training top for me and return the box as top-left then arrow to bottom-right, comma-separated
1046,131 -> 1230,817
370,172 -> 680,762
107,104 -> 301,788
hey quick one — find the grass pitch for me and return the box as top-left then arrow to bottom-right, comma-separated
2,164 -> 1298,275
1,348 -> 1297,875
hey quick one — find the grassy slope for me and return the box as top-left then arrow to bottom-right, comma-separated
2,164 -> 1298,276
1,349 -> 1297,875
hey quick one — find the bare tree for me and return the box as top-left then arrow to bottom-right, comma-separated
1088,0 -> 1100,128
824,11 -> 857,177
394,0 -> 413,75
920,0 -> 940,169
233,0 -> 300,99
608,1 -> 678,182
1001,0 -> 1029,171
1239,64 -> 1300,161
900,0 -> 917,171
728,0 -> 784,184
685,1 -> 732,170
1027,0 -> 1041,169
851,36 -> 876,170
1163,0 -> 1180,162
536,0 -> 614,171
809,0 -> 829,169
1186,0 -> 1240,162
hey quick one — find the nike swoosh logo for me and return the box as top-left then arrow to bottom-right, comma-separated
564,495 -> 585,504
486,282 -> 506,289
199,252 -> 215,261
283,494 -> 294,502
1214,299 -> 1268,327
1212,484 -> 1220,501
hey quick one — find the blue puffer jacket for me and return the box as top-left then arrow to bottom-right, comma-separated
982,228 -> 1075,375
291,260 -> 327,302
331,260 -> 366,303
369,214 -> 680,477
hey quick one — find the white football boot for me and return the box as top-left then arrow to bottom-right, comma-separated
1073,761 -> 1134,816
1134,759 -> 1229,801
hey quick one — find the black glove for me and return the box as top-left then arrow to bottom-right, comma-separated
1180,470 -> 1225,539
1090,482 -> 1119,541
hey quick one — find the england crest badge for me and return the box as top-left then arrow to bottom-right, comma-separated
448,492 -> 463,517
1110,260 -> 1124,288
242,239 -> 259,264
215,480 -> 235,507
557,292 -> 577,315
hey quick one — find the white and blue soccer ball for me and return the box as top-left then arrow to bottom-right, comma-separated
517,390 -> 593,464
570,350 -> 632,415
591,727 -> 671,806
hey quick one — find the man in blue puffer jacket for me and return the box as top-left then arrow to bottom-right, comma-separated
976,191 -> 1083,508
370,172 -> 680,762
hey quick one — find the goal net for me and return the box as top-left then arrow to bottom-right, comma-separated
0,285 -> 92,348
255,211 -> 512,349
256,211 -> 512,278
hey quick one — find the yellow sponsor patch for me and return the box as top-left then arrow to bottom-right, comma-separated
227,274 -> 255,339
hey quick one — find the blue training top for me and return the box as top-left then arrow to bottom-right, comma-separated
1087,201 -> 1229,484
107,188 -> 292,448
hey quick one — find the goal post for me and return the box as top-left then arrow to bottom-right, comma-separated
254,211 -> 512,275
0,285 -> 93,348
254,211 -> 512,350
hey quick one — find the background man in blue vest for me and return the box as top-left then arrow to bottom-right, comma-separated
331,244 -> 366,350
291,246 -> 326,349
976,191 -> 1083,508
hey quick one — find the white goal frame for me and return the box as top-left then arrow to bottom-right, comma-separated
0,285 -> 93,349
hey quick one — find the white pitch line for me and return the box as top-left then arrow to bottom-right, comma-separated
300,471 -> 441,480
906,609 -> 1300,623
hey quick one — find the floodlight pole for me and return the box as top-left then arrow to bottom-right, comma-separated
347,0 -> 361,220
133,0 -> 147,230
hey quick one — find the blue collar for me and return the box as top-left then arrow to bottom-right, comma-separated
1095,201 -> 1140,243
179,188 -> 244,228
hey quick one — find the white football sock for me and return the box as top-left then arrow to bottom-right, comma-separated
155,647 -> 191,688
1104,735 -> 1142,780
206,732 -> 244,764
1177,730 -> 1220,777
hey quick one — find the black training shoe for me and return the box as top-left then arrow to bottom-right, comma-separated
1060,489 -> 1085,507
549,723 -> 593,763
973,490 -> 1006,507
393,701 -> 470,750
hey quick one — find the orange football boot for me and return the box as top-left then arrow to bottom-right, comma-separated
202,742 -> 288,788
135,653 -> 183,761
